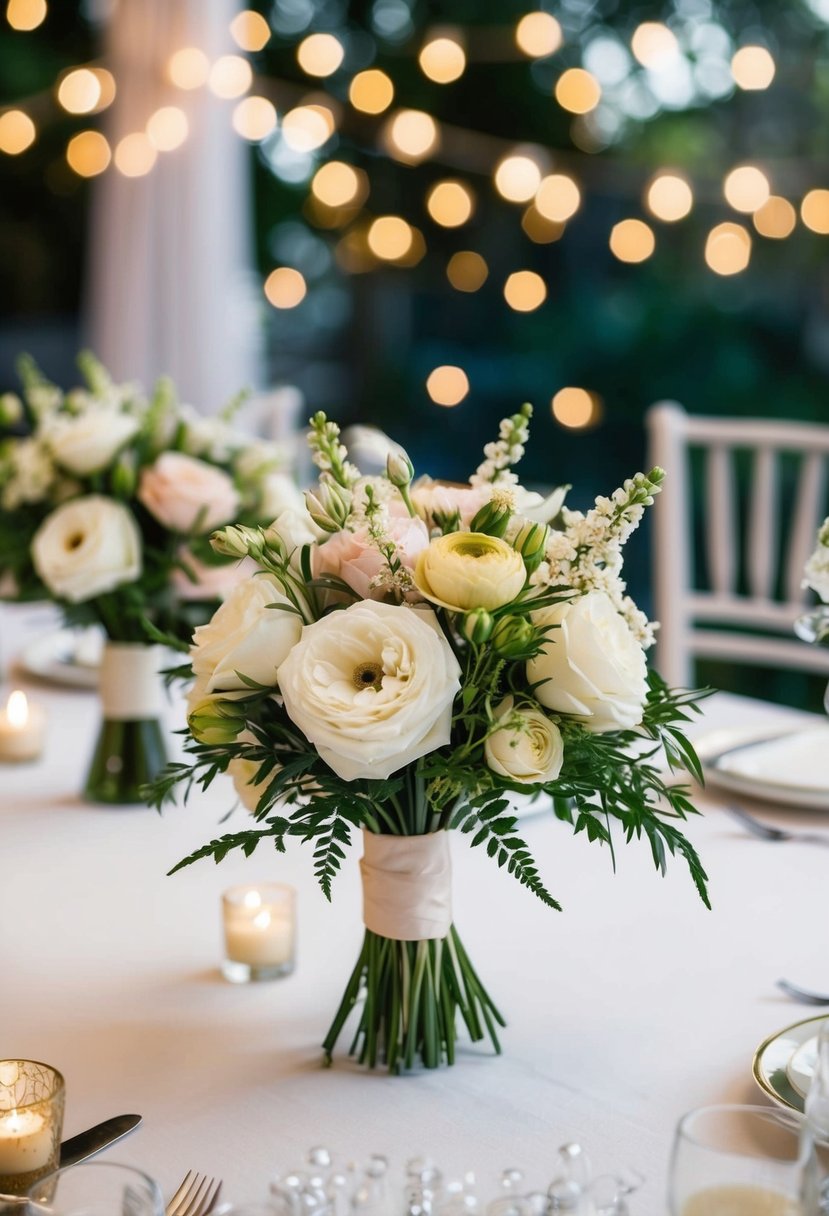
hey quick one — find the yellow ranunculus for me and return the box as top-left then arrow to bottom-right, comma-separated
413,531 -> 526,613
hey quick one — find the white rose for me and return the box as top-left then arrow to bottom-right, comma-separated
527,591 -> 648,732
138,452 -> 241,534
277,600 -> 461,781
485,695 -> 564,784
32,495 -> 142,603
259,475 -> 307,523
45,409 -> 140,475
190,574 -> 303,692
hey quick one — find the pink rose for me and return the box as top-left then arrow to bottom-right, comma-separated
313,516 -> 430,600
411,479 -> 491,529
172,548 -> 257,601
138,452 -> 241,534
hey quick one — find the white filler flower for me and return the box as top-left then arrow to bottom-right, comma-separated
32,495 -> 141,602
278,600 -> 462,781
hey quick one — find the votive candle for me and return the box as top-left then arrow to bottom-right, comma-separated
222,883 -> 296,982
0,691 -> 46,762
0,1060 -> 64,1196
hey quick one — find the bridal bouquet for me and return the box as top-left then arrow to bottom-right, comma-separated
152,404 -> 709,1072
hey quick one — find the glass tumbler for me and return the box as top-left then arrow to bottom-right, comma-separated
25,1161 -> 164,1216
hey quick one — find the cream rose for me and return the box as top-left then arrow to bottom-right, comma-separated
485,695 -> 564,784
138,452 -> 241,534
414,531 -> 526,613
32,495 -> 141,603
527,591 -> 648,732
314,516 -> 430,601
277,600 -> 461,781
45,409 -> 140,476
191,575 -> 303,692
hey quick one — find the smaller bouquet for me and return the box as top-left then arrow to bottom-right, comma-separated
799,518 -> 829,644
0,352 -> 301,801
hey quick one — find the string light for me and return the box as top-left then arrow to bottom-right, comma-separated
515,12 -> 562,58
168,48 -> 210,90
232,96 -> 277,141
705,222 -> 751,274
631,22 -> 679,69
753,196 -> 796,239
801,189 -> 829,234
446,251 -> 488,292
551,387 -> 598,429
66,129 -> 110,177
426,365 -> 469,406
282,106 -> 332,152
384,109 -> 439,164
724,165 -> 770,213
731,45 -> 775,90
554,68 -> 601,114
209,55 -> 252,99
230,10 -> 271,53
57,68 -> 101,114
349,69 -> 394,114
90,68 -> 116,112
146,106 -> 189,152
114,132 -> 157,177
504,270 -> 547,311
0,109 -> 35,154
311,161 -> 365,207
265,267 -> 307,308
297,33 -> 344,78
426,180 -> 474,227
419,32 -> 466,84
6,0 -> 45,31
522,206 -> 565,244
494,154 -> 542,203
368,215 -> 414,260
645,173 -> 693,222
609,219 -> 655,262
534,174 -> 580,222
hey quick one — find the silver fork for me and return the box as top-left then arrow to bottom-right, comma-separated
777,978 -> 829,1005
724,804 -> 829,846
166,1172 -> 223,1216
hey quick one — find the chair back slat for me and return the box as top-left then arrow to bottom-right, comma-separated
706,445 -> 737,595
786,452 -> 826,603
748,445 -> 777,600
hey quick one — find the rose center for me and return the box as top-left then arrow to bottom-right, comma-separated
65,531 -> 85,551
353,661 -> 384,691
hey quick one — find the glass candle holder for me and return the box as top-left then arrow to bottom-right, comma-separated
222,883 -> 296,983
0,1060 -> 64,1196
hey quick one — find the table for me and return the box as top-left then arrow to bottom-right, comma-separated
1,603 -> 827,1214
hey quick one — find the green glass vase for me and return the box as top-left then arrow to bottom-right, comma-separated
84,642 -> 167,806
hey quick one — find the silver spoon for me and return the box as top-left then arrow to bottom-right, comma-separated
777,978 -> 829,1005
725,804 -> 829,846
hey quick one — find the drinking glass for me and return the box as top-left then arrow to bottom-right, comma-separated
668,1104 -> 805,1215
25,1161 -> 164,1216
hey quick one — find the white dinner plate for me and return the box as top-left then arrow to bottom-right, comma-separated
753,1014 -> 829,1112
786,1034 -> 820,1100
695,725 -> 829,811
17,627 -> 103,689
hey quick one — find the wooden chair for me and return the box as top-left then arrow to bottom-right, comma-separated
646,401 -> 829,688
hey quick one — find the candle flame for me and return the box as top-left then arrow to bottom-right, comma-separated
243,889 -> 262,910
253,910 -> 272,930
7,690 -> 28,728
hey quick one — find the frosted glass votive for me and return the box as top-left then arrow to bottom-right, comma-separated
222,883 -> 296,983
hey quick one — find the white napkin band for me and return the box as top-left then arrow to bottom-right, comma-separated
99,643 -> 163,720
360,829 -> 453,941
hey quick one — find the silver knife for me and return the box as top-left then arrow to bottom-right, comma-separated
59,1114 -> 142,1168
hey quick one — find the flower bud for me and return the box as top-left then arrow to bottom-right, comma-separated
492,614 -> 536,659
187,697 -> 245,745
462,608 -> 494,645
386,446 -> 414,490
211,524 -> 263,561
0,393 -> 23,426
111,453 -> 137,498
470,497 -> 512,538
513,520 -> 550,574
305,480 -> 351,533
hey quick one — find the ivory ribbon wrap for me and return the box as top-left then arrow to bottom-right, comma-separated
360,829 -> 453,941
99,643 -> 163,720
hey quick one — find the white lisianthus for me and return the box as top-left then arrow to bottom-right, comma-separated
44,409 -> 140,476
138,452 -> 241,534
527,590 -> 648,732
277,600 -> 461,781
191,575 -> 303,692
414,531 -> 526,613
32,495 -> 142,602
484,695 -> 564,784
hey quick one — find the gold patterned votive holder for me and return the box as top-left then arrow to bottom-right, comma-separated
222,883 -> 296,982
0,1060 -> 65,1196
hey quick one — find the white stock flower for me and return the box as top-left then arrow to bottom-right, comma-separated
138,452 -> 241,534
527,590 -> 648,732
190,575 -> 302,692
485,696 -> 564,784
32,495 -> 141,602
45,409 -> 140,476
277,600 -> 461,781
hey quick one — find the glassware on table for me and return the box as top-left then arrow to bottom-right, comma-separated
25,1161 -> 163,1216
799,1019 -> 829,1214
0,1061 -> 64,1198
221,884 -> 296,983
668,1104 -> 805,1215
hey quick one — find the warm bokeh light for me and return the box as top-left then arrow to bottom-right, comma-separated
731,45 -> 775,90
281,106 -> 332,151
297,33 -> 344,78
57,68 -> 101,114
167,47 -> 210,90
645,173 -> 693,222
609,219 -> 655,263
494,154 -> 543,203
66,129 -> 110,177
534,174 -> 580,222
264,267 -> 307,308
551,387 -> 598,429
446,251 -> 488,292
504,270 -> 547,312
232,96 -> 277,141
801,190 -> 829,235
6,0 -> 45,31
753,196 -> 796,239
368,215 -> 414,260
349,69 -> 394,114
521,206 -> 565,244
311,160 -> 363,207
419,34 -> 466,84
209,55 -> 252,99
515,12 -> 562,57
724,165 -> 770,213
427,180 -> 474,227
554,68 -> 601,114
705,222 -> 751,274
384,109 -> 439,164
426,365 -> 469,407
90,68 -> 116,112
0,109 -> 35,154
114,132 -> 157,177
146,106 -> 188,152
631,22 -> 679,68
230,10 -> 271,53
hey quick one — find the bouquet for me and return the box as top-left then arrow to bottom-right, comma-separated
799,518 -> 829,644
152,404 -> 709,1073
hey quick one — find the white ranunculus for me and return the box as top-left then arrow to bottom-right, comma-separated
45,409 -> 140,476
32,495 -> 142,603
414,531 -> 526,613
485,695 -> 564,784
277,600 -> 461,781
527,591 -> 648,732
190,575 -> 302,692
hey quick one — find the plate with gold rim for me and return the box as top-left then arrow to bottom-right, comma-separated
752,1014 -> 829,1112
695,725 -> 829,812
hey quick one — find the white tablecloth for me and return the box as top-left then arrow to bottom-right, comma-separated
1,604 -> 827,1214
